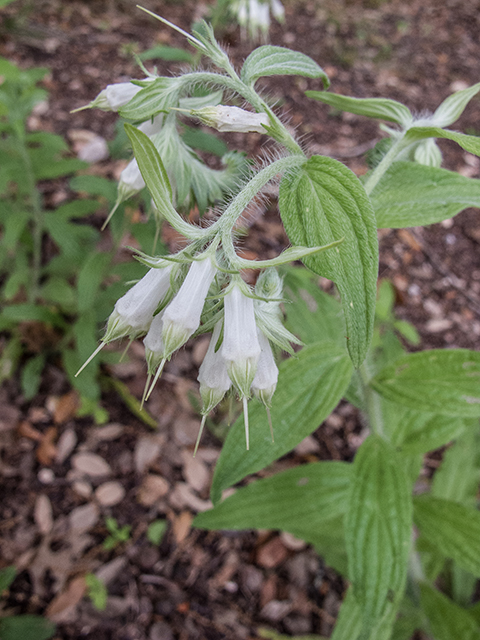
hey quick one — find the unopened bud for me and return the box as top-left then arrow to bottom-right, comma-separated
192,105 -> 270,134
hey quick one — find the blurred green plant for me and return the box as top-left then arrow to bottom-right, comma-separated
0,566 -> 56,640
85,573 -> 108,611
102,517 -> 132,550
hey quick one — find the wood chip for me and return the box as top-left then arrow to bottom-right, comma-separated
71,452 -> 111,477
69,503 -> 99,534
95,481 -> 126,506
181,450 -> 210,493
256,536 -> 289,569
172,511 -> 193,545
169,482 -> 212,512
34,494 -> 53,535
36,427 -> 58,466
137,474 -> 169,507
53,390 -> 80,424
55,428 -> 78,464
134,436 -> 163,474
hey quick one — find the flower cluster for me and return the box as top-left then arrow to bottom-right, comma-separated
79,249 -> 298,454
230,0 -> 285,41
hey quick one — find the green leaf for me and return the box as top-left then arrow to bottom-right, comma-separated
279,155 -> 379,368
432,427 -> 480,506
21,354 -> 46,400
305,91 -> 412,125
331,587 -> 363,640
147,519 -> 168,545
345,435 -> 412,628
0,616 -> 56,640
2,303 -> 66,328
70,175 -> 117,202
414,495 -> 480,577
85,573 -> 108,611
259,630 -> 328,640
77,252 -> 111,312
119,77 -> 180,121
433,82 -> 480,128
241,46 -> 329,87
139,45 -> 193,63
181,125 -> 228,157
196,460 -> 351,534
406,126 -> 480,157
371,349 -> 480,417
370,162 -> 480,228
0,566 -> 16,591
283,267 -> 345,347
419,583 -> 480,640
210,341 -> 353,503
389,410 -> 468,455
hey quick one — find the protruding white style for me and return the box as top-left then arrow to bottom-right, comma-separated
222,285 -> 261,398
198,321 -> 232,415
162,257 -> 217,356
193,105 -> 270,134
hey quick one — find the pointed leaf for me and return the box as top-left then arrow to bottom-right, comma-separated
345,435 -> 412,627
210,341 -> 353,503
419,583 -> 480,640
406,126 -> 480,156
196,461 -> 350,532
306,91 -> 412,125
388,409 -> 468,455
433,82 -> 480,127
414,495 -> 480,577
371,162 -> 480,228
241,46 -> 329,87
371,349 -> 480,417
279,155 -> 379,368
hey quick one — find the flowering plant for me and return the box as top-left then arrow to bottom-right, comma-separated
76,10 -> 480,638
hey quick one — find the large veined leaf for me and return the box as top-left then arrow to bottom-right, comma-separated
370,162 -> 480,228
406,126 -> 480,157
419,583 -> 480,640
305,91 -> 412,126
241,46 -> 329,87
345,435 -> 412,630
196,461 -> 350,531
279,155 -> 378,368
432,82 -> 480,127
388,408 -> 468,455
371,349 -> 480,417
414,495 -> 480,577
210,341 -> 353,503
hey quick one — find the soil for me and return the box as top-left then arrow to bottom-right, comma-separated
1,0 -> 480,639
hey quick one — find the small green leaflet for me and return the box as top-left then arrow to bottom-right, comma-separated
210,341 -> 353,503
241,46 -> 329,88
406,126 -> 480,157
305,91 -> 412,126
195,461 -> 350,531
119,77 -> 180,121
371,349 -> 480,417
414,495 -> 480,577
0,615 -> 56,640
279,155 -> 378,368
419,583 -> 480,640
370,162 -> 480,228
139,45 -> 193,63
345,436 -> 412,629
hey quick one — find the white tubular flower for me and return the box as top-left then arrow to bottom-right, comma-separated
222,285 -> 261,398
270,0 -> 285,22
104,265 -> 172,342
198,321 -> 232,415
162,257 -> 217,357
143,312 -> 165,374
252,329 -> 278,407
138,114 -> 164,137
192,105 -> 270,134
118,158 -> 146,200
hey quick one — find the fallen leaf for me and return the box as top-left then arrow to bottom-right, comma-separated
137,474 -> 169,507
71,452 -> 111,477
36,427 -> 58,466
256,537 -> 289,569
46,575 -> 87,622
95,481 -> 126,506
17,420 -> 42,441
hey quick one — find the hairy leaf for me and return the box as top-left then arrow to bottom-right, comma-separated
241,46 -> 329,87
306,91 -> 412,125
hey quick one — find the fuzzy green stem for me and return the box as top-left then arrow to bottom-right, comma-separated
364,133 -> 410,196
358,360 -> 384,438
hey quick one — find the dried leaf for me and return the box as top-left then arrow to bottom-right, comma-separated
53,391 -> 80,424
45,576 -> 87,622
34,494 -> 53,536
36,427 -> 58,466
172,511 -> 193,544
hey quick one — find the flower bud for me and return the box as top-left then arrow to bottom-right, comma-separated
222,285 -> 261,397
118,158 -> 146,201
162,257 -> 217,356
198,321 -> 232,414
252,329 -> 278,407
192,105 -> 270,134
414,138 -> 442,168
143,312 -> 165,374
104,265 -> 172,342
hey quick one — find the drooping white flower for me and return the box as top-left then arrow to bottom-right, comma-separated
198,321 -> 232,415
162,257 -> 217,357
192,105 -> 270,134
144,312 -> 166,374
252,329 -> 278,407
104,265 -> 172,342
118,158 -> 146,200
222,284 -> 261,398
270,0 -> 285,22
